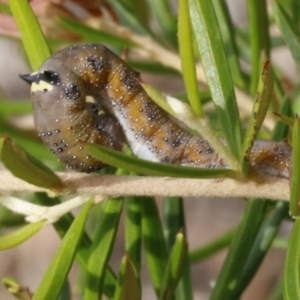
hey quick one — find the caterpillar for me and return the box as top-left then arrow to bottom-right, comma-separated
20,43 -> 292,177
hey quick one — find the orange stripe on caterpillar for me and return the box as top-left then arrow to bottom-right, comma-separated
20,43 -> 292,177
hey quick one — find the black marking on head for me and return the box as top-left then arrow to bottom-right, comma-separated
19,70 -> 60,85
42,70 -> 61,85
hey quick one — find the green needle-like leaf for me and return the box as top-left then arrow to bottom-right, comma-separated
163,197 -> 193,300
163,197 -> 185,251
0,135 -> 64,190
273,112 -> 294,128
35,193 -> 117,298
144,0 -> 177,47
32,200 -> 93,300
242,60 -> 274,163
85,198 -> 123,299
142,198 -> 168,296
212,0 -> 247,90
0,221 -> 45,250
59,17 -> 136,48
0,118 -> 56,162
141,83 -> 174,115
231,201 -> 288,298
188,0 -> 242,160
160,232 -> 188,300
114,253 -> 141,300
125,197 -> 142,272
247,0 -> 270,95
118,0 -> 149,26
106,0 -> 156,39
273,2 -> 300,70
216,100 -> 292,298
9,0 -> 50,70
272,97 -> 292,141
284,217 -> 300,299
86,142 -> 233,178
290,115 -> 300,217
210,200 -> 270,299
178,0 -> 202,115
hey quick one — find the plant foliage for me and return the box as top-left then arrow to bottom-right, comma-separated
0,0 -> 298,299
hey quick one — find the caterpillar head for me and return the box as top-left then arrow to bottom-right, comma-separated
20,49 -> 124,173
20,68 -> 88,141
20,69 -> 86,109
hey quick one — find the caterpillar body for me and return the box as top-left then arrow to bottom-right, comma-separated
20,43 -> 292,177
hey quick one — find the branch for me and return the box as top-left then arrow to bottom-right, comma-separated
0,170 -> 290,201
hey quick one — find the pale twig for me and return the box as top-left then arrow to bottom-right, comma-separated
0,171 -> 290,201
0,169 -> 289,223
0,194 -> 106,223
0,195 -> 97,223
